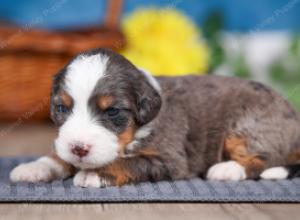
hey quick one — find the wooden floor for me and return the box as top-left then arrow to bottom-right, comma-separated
0,203 -> 300,220
0,123 -> 299,219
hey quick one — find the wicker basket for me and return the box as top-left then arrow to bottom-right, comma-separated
0,0 -> 125,121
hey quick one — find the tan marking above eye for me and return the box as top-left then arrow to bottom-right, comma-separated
60,91 -> 73,107
98,95 -> 115,110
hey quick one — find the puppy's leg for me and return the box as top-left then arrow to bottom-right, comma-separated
73,148 -> 176,188
207,136 -> 265,181
260,148 -> 300,180
10,153 -> 74,183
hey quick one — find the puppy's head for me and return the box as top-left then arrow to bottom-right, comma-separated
50,49 -> 161,169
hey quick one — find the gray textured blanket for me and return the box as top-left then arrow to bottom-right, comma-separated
0,157 -> 299,202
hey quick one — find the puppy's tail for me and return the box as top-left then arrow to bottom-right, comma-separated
260,164 -> 300,180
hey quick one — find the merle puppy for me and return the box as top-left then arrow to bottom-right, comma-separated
10,48 -> 300,187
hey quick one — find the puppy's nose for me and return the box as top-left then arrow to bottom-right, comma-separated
70,142 -> 91,158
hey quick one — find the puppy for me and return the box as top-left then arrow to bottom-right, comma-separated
10,48 -> 300,187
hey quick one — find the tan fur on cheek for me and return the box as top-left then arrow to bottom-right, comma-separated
224,136 -> 265,178
118,122 -> 136,155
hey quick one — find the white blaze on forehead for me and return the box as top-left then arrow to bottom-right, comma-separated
55,53 -> 119,169
65,54 -> 109,108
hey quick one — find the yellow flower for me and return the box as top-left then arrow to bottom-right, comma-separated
121,8 -> 210,76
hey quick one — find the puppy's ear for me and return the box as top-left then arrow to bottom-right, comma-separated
135,69 -> 162,126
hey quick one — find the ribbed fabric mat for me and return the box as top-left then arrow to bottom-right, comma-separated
1,157 -> 300,202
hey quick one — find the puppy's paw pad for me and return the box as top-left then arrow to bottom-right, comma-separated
73,171 -> 111,188
10,161 -> 54,183
207,161 -> 246,181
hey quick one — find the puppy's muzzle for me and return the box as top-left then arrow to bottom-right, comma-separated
70,142 -> 91,158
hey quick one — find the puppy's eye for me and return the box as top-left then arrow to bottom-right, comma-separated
105,107 -> 120,117
56,104 -> 69,113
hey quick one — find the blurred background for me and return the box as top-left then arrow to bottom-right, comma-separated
0,0 -> 299,156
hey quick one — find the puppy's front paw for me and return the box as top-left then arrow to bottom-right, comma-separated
10,156 -> 68,183
206,161 -> 246,181
73,170 -> 111,188
10,161 -> 54,183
